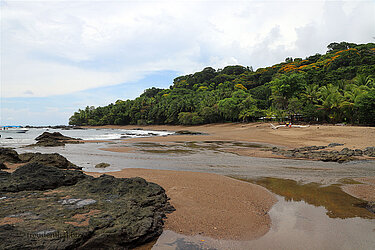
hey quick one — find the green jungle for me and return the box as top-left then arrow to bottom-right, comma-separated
69,42 -> 375,126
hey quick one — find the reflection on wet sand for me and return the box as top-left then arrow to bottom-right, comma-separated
247,177 -> 375,219
151,194 -> 375,250
150,177 -> 375,249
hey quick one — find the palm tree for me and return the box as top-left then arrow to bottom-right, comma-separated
301,84 -> 320,105
353,74 -> 374,87
317,84 -> 344,122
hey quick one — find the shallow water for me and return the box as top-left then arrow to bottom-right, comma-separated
152,196 -> 375,250
15,139 -> 375,184
246,177 -> 375,219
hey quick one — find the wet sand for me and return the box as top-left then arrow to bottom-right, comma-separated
86,168 -> 277,240
342,177 -> 375,202
88,123 -> 375,158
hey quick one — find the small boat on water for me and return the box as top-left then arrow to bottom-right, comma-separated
0,126 -> 29,133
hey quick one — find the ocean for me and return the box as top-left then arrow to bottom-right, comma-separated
0,127 -> 174,147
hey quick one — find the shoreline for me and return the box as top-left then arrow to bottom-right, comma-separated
83,123 -> 375,161
84,122 -> 375,148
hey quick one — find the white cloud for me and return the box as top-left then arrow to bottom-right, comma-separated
1,0 -> 374,98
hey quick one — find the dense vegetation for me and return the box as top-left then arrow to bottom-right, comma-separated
69,42 -> 375,126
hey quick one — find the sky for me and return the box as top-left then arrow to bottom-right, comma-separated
1,0 -> 374,125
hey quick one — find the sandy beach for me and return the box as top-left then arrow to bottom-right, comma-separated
89,123 -> 375,158
86,168 -> 277,240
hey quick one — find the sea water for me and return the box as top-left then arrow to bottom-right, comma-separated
0,128 -> 174,147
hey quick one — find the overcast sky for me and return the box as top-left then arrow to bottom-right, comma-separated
1,0 -> 374,125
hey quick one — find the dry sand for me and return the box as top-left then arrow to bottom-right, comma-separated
86,168 -> 277,240
89,123 -> 375,157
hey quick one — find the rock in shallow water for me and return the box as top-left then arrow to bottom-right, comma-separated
0,164 -> 174,250
28,131 -> 82,147
94,162 -> 110,168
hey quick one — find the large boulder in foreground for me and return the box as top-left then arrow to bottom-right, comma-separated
0,164 -> 174,249
0,163 -> 86,192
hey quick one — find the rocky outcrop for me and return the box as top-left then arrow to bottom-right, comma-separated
94,162 -> 110,168
0,147 -> 81,170
272,144 -> 374,163
0,164 -> 174,249
19,152 -> 81,170
0,163 -> 86,192
0,148 -> 21,163
28,132 -> 82,147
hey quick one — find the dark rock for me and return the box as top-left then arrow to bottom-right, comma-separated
0,163 -> 86,192
0,164 -> 174,250
273,145 -> 355,163
366,202 -> 375,213
354,149 -> 363,156
0,162 -> 9,170
0,148 -> 21,163
364,147 -> 375,157
294,152 -> 305,158
272,147 -> 279,152
0,161 -> 9,169
94,163 -> 110,168
328,143 -> 344,147
28,132 -> 82,147
35,132 -> 77,141
174,130 -> 207,135
339,148 -> 355,156
0,170 -> 10,181
5,137 -> 13,140
19,152 -> 81,170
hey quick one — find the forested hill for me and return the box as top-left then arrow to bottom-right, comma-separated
69,42 -> 375,126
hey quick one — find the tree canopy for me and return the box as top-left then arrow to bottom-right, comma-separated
69,42 -> 375,126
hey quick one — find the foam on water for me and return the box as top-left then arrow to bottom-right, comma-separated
0,128 -> 174,147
